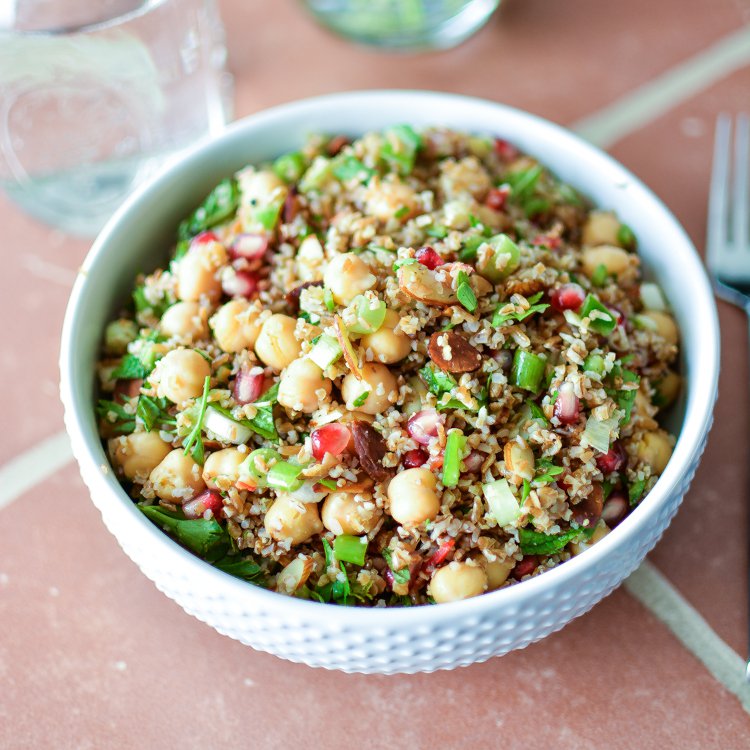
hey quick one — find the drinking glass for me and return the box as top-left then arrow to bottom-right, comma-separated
301,0 -> 500,51
0,0 -> 233,236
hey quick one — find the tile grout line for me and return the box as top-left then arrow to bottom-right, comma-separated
625,561 -> 750,712
0,431 -> 73,511
572,24 -> 750,148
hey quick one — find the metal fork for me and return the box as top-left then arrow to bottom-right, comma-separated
705,112 -> 750,680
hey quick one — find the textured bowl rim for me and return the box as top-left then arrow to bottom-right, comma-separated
60,89 -> 720,627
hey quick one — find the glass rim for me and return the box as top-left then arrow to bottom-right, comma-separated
1,0 -> 169,36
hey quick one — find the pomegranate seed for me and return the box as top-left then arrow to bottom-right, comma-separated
415,246 -> 443,270
512,555 -> 540,580
532,233 -> 561,250
494,138 -> 519,162
229,233 -> 268,260
609,305 -> 626,327
462,450 -> 484,473
383,568 -> 395,590
485,186 -> 510,211
222,270 -> 259,299
311,423 -> 351,460
233,369 -> 265,405
550,283 -> 585,312
601,491 -> 629,527
424,538 -> 455,572
191,231 -> 219,246
183,489 -> 223,519
596,441 -> 626,474
403,448 -> 429,468
407,409 -> 443,445
553,382 -> 580,425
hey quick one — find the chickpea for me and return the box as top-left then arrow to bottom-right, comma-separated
360,309 -> 411,364
570,520 -> 610,556
202,448 -> 245,490
264,492 -> 323,545
149,449 -> 206,502
159,302 -> 208,341
154,348 -> 211,405
639,310 -> 679,346
582,211 -> 622,247
176,241 -> 227,302
484,558 -> 515,591
296,234 -> 325,283
210,299 -> 262,353
363,176 -> 418,221
581,245 -> 631,278
278,358 -> 331,413
635,429 -> 673,474
323,253 -> 376,306
655,370 -> 681,410
254,314 -> 301,371
341,363 -> 397,414
439,156 -> 492,201
321,491 -> 381,535
108,432 -> 171,481
428,561 -> 488,603
387,468 -> 440,527
240,169 -> 287,205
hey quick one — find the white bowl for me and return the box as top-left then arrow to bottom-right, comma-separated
60,91 -> 719,674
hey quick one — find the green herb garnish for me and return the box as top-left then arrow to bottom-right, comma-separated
534,457 -> 564,484
419,363 -> 456,396
628,478 -> 647,506
518,526 -> 588,556
492,291 -> 549,327
382,548 -> 410,585
96,400 -> 136,434
178,178 -> 239,241
182,375 -> 211,464
352,391 -> 370,408
332,154 -> 374,183
456,270 -> 477,313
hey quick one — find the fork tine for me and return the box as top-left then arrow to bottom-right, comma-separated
734,113 -> 749,254
707,113 -> 732,265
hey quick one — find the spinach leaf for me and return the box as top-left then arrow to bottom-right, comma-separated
518,526 -> 587,556
133,284 -> 172,319
243,382 -> 279,441
628,478 -> 646,506
139,505 -> 230,562
96,399 -> 136,434
112,354 -> 147,380
182,376 -> 211,464
137,393 -> 174,432
178,177 -> 239,241
213,555 -> 265,583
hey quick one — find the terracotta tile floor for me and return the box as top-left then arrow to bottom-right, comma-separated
2,0 -> 750,746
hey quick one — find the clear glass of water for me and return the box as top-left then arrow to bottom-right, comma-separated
301,0 -> 500,51
0,0 -> 233,236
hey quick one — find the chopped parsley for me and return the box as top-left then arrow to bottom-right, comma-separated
518,526 -> 589,556
182,375 -> 211,464
534,457 -> 565,484
96,400 -> 135,434
492,291 -> 549,327
382,548 -> 411,585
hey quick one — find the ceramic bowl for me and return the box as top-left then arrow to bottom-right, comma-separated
60,91 -> 719,674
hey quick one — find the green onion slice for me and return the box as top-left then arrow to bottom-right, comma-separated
334,535 -> 368,566
511,350 -> 547,393
442,429 -> 467,488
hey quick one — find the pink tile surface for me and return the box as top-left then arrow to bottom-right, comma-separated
3,0 -> 750,744
1,467 -> 749,749
609,66 -> 750,655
